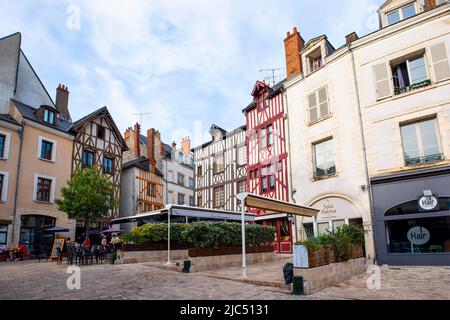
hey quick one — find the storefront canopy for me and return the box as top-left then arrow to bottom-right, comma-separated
238,193 -> 319,218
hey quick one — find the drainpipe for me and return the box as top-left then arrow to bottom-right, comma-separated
11,122 -> 24,247
282,87 -> 298,244
349,43 -> 378,265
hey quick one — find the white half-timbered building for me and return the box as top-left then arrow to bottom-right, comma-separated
193,124 -> 247,212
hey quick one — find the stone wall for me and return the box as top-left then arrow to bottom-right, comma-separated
116,249 -> 189,264
294,258 -> 368,293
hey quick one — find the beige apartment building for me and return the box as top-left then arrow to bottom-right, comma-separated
0,32 -> 127,255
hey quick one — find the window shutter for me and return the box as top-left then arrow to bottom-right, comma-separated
373,62 -> 392,100
308,93 -> 318,122
430,42 -> 450,82
318,87 -> 329,116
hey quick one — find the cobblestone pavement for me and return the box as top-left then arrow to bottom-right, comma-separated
0,261 -> 449,300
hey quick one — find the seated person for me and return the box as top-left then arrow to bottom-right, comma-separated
13,242 -> 28,260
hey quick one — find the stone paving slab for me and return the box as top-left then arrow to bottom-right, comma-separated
0,261 -> 449,300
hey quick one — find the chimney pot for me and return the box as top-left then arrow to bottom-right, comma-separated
55,84 -> 71,121
133,123 -> 141,158
147,128 -> 156,163
284,26 -> 305,79
345,32 -> 359,44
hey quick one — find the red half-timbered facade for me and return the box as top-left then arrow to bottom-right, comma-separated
243,80 -> 293,253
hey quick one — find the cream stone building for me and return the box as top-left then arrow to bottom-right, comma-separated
283,0 -> 450,265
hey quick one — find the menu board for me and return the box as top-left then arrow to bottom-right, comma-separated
293,245 -> 309,269
50,238 -> 65,260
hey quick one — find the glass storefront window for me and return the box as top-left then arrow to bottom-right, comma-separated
386,216 -> 450,254
0,225 -> 7,244
280,218 -> 290,241
317,222 -> 330,235
303,223 -> 314,239
332,220 -> 346,231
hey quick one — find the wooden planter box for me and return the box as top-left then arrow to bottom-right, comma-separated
121,243 -> 191,252
351,244 -> 364,259
188,245 -> 274,257
308,246 -> 334,268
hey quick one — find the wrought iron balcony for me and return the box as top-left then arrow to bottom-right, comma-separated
394,79 -> 431,95
405,153 -> 444,166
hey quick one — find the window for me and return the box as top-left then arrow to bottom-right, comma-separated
237,145 -> 247,166
197,195 -> 203,207
43,109 -> 55,124
213,154 -> 225,174
308,86 -> 329,122
213,186 -> 225,208
0,134 -> 5,158
237,180 -> 246,193
197,166 -> 203,177
97,126 -> 105,140
303,223 -> 314,239
147,182 -> 156,197
189,177 -> 195,189
82,150 -> 95,168
36,178 -> 52,202
400,118 -> 442,165
332,220 -> 346,231
177,193 -> 185,205
189,196 -> 195,206
317,222 -> 330,235
313,138 -> 336,178
177,173 -> 185,186
307,47 -> 323,73
386,216 -> 450,254
387,3 -> 416,26
103,157 -> 113,174
392,54 -> 430,95
0,225 -> 7,245
40,140 -> 53,161
258,93 -> 268,110
0,174 -> 4,202
260,125 -> 273,150
261,164 -> 276,193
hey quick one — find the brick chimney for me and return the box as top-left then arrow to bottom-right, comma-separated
147,128 -> 156,163
345,32 -> 359,44
133,123 -> 141,158
55,84 -> 71,121
181,137 -> 191,157
424,0 -> 437,11
284,26 -> 305,79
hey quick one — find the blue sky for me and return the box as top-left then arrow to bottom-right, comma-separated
0,0 -> 384,146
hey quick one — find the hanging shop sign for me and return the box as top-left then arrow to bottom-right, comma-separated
417,194 -> 439,212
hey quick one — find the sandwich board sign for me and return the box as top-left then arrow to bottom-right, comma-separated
50,238 -> 65,260
293,245 -> 309,268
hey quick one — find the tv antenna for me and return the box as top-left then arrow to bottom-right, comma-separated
132,112 -> 151,128
259,68 -> 286,86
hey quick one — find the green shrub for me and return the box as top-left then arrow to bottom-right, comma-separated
296,237 -> 321,251
125,222 -> 276,248
340,224 -> 365,245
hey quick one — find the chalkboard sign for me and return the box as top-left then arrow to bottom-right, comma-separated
50,238 -> 65,260
293,245 -> 309,269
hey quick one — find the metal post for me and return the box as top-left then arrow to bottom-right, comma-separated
241,205 -> 247,279
167,208 -> 171,265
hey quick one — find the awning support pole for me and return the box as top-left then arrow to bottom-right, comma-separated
167,207 -> 171,265
241,203 -> 247,279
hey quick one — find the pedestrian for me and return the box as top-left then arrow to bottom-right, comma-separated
101,235 -> 108,247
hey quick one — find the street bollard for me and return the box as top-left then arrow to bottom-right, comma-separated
292,276 -> 304,295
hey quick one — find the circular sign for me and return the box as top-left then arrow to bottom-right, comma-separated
418,196 -> 438,211
407,226 -> 430,245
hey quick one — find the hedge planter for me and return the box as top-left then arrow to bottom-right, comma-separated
351,244 -> 364,259
121,243 -> 192,252
188,245 -> 274,257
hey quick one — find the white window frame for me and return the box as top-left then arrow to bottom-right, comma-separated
33,174 -> 56,203
37,136 -> 57,162
0,130 -> 11,160
391,53 -> 430,90
0,171 -> 9,203
400,117 -> 443,164
386,2 -> 417,26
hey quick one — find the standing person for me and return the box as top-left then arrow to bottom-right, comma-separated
101,235 -> 108,247
83,238 -> 91,247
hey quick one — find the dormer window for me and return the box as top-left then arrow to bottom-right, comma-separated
43,108 -> 55,125
258,93 -> 268,110
307,47 -> 323,73
386,3 -> 416,26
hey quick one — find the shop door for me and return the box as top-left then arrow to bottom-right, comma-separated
19,215 -> 55,257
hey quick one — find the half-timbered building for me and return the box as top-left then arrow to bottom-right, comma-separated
243,80 -> 293,253
193,124 -> 247,212
70,107 -> 128,239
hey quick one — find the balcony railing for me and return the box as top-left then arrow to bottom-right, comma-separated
405,153 -> 444,166
394,79 -> 431,95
